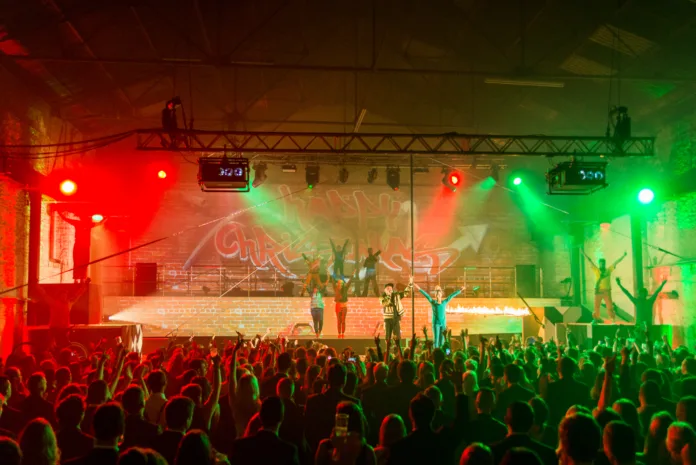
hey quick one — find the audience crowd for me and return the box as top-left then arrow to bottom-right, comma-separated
0,324 -> 694,465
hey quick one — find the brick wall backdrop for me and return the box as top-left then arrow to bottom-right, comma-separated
103,296 -> 533,338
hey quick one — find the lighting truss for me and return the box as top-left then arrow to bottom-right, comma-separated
136,129 -> 655,166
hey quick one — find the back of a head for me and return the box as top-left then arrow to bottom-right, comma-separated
528,397 -> 549,426
28,372 -> 46,396
678,396 -> 696,427
175,430 -> 213,465
277,352 -> 292,372
476,388 -> 496,414
460,443 -> 493,465
19,418 -> 58,465
559,413 -> 601,464
93,402 -> 125,442
667,422 -> 696,459
594,408 -> 622,430
559,357 -> 578,379
0,437 -> 22,465
86,379 -> 109,405
603,421 -> 636,464
328,363 -> 348,388
337,401 -> 366,437
165,396 -> 196,431
379,414 -> 406,448
683,443 -> 696,465
146,370 -> 167,393
181,383 -> 203,406
373,362 -> 388,383
409,393 -> 435,430
118,447 -> 149,465
500,447 -> 542,465
640,380 -> 661,405
277,377 -> 294,399
398,360 -> 417,383
56,394 -> 86,428
122,386 -> 146,415
504,364 -> 522,384
424,385 -> 442,409
260,396 -> 284,429
505,401 -> 534,434
55,367 -> 71,384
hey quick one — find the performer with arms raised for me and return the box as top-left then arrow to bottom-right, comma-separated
300,252 -> 326,296
332,271 -> 356,339
330,238 -> 350,279
583,250 -> 627,323
361,248 -> 381,297
413,283 -> 466,348
615,277 -> 667,328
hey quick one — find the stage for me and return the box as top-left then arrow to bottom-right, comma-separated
104,296 -> 560,340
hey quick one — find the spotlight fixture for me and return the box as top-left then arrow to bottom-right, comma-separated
367,168 -> 378,184
306,165 -> 320,189
386,167 -> 400,191
513,177 -> 523,186
442,169 -> 462,192
91,214 -> 104,223
252,163 -> 268,188
282,164 -> 297,173
157,170 -> 167,179
338,167 -> 349,184
638,188 -> 654,205
60,180 -> 77,196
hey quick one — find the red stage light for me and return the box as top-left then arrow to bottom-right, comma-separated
449,173 -> 461,186
60,180 -> 77,195
158,170 -> 167,179
92,214 -> 104,223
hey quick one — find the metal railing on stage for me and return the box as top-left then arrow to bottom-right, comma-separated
101,264 -> 539,298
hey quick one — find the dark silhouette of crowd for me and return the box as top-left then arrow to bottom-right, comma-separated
0,324 -> 694,465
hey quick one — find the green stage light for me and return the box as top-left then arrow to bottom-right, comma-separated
638,188 -> 654,204
513,177 -> 522,186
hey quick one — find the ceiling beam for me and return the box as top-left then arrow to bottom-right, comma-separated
2,54 -> 693,82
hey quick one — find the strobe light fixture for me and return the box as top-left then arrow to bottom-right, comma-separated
306,165 -> 320,189
367,168 -> 378,184
252,163 -> 267,188
338,167 -> 349,184
386,166 -> 400,191
442,169 -> 462,192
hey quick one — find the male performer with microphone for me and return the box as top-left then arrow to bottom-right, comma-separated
380,278 -> 413,341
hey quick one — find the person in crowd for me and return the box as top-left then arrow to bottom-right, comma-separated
228,396 -> 299,465
612,399 -> 643,450
460,443 -> 494,465
362,362 -> 390,444
19,373 -> 55,427
121,386 -> 161,449
387,394 -> 444,465
545,357 -> 590,426
468,388 -> 508,445
500,448 -> 542,465
144,370 -> 167,425
305,363 -> 360,453
152,396 -> 195,465
174,430 -> 225,465
489,402 -> 556,465
361,248 -> 381,297
18,418 -> 59,465
528,397 -> 557,448
310,287 -> 325,339
495,365 -> 535,420
557,413 -> 602,465
666,422 -> 696,465
386,360 -> 421,432
380,281 -> 412,341
644,411 -> 673,465
63,403 -> 124,465
583,251 -> 627,322
227,338 -> 260,438
374,414 -> 406,465
55,394 -> 93,462
261,352 -> 292,399
0,437 -> 22,465
413,282 -> 465,348
316,401 -> 375,465
0,376 -> 23,434
603,420 -> 638,465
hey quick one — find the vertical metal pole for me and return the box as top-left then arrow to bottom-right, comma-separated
631,213 -> 646,324
410,154 -> 415,337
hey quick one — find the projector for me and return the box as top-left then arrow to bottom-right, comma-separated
198,157 -> 250,192
547,161 -> 607,195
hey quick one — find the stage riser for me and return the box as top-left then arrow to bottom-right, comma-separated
27,324 -> 142,355
104,296 -> 559,339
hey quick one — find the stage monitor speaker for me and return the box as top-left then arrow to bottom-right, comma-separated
516,265 -> 539,298
28,283 -> 102,325
135,263 -> 158,296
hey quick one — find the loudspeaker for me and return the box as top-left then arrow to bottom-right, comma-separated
516,265 -> 539,297
28,283 -> 102,325
135,263 -> 158,296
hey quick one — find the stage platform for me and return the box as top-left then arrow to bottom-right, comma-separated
26,323 -> 143,355
105,296 -> 560,340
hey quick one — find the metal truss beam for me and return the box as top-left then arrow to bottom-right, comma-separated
136,129 -> 655,166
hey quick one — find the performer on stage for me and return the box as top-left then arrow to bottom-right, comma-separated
332,271 -> 356,339
330,238 -> 350,278
32,278 -> 90,350
583,251 -> 627,322
414,283 -> 466,348
380,278 -> 413,341
616,277 -> 667,327
361,248 -> 382,297
310,287 -> 325,338
300,252 -> 326,296
58,211 -> 96,283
